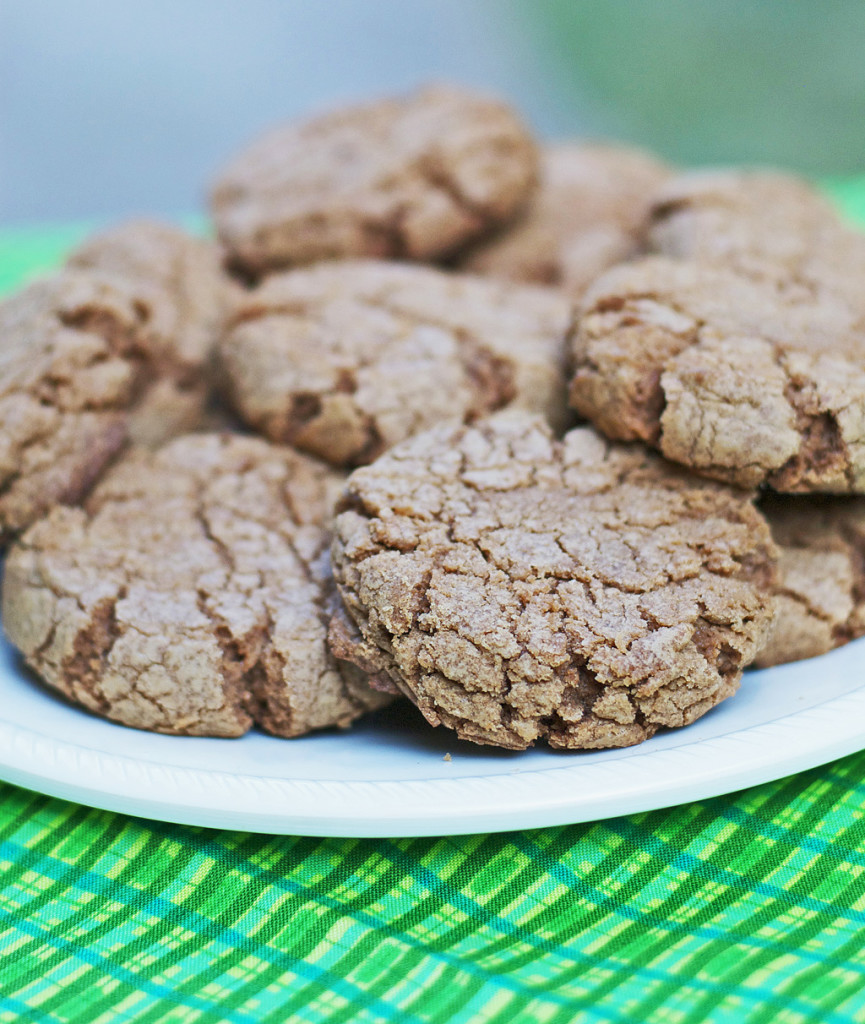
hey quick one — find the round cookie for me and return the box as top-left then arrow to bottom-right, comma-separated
0,271 -> 153,544
330,411 -> 777,750
210,84 -> 538,276
218,259 -> 572,466
460,142 -> 669,297
570,255 -> 865,492
0,223 -> 227,543
2,433 -> 389,737
67,221 -> 227,446
648,169 -> 865,315
755,495 -> 865,668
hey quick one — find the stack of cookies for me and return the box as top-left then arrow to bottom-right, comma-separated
2,84 -> 863,750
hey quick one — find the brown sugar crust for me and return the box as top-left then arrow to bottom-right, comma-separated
648,170 -> 865,316
460,142 -> 669,297
210,84 -> 538,276
218,259 -> 573,466
68,221 -> 227,445
570,256 -> 865,492
755,495 -> 865,667
2,433 -> 389,737
330,411 -> 777,750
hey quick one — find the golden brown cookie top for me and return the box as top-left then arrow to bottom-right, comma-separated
461,141 -> 669,296
330,411 -> 777,750
218,259 -> 573,466
570,255 -> 865,492
210,84 -> 538,275
2,432 -> 388,737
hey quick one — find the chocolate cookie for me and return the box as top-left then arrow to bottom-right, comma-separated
330,411 -> 777,750
570,256 -> 865,492
460,142 -> 669,296
2,433 -> 389,737
218,260 -> 572,466
648,170 -> 865,315
67,221 -> 226,446
755,495 -> 865,667
210,84 -> 538,276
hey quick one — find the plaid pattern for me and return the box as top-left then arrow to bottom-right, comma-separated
3,754 -> 865,1024
2,182 -> 865,1022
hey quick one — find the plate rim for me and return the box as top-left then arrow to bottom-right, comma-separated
1,675 -> 864,836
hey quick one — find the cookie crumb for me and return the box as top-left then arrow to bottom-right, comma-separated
443,753 -> 452,762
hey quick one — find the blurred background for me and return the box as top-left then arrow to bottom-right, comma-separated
2,0 -> 864,226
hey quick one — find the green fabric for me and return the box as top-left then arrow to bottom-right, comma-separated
2,182 -> 865,1023
3,761 -> 865,1024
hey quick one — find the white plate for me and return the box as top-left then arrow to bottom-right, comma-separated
0,627 -> 864,837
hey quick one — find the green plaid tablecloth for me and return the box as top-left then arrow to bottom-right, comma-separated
2,183 -> 865,1024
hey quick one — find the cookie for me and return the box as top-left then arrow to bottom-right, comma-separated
460,142 -> 669,296
330,411 -> 777,750
218,259 -> 572,466
0,271 -> 154,543
2,433 -> 389,737
570,256 -> 865,492
210,84 -> 538,276
648,170 -> 865,315
755,495 -> 865,667
67,221 -> 226,445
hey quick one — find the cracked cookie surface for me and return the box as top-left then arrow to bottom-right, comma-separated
2,433 -> 389,736
460,142 -> 669,297
218,259 -> 572,466
210,84 -> 538,276
330,411 -> 776,750
67,221 -> 227,446
570,256 -> 865,491
648,170 -> 865,316
755,495 -> 865,667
